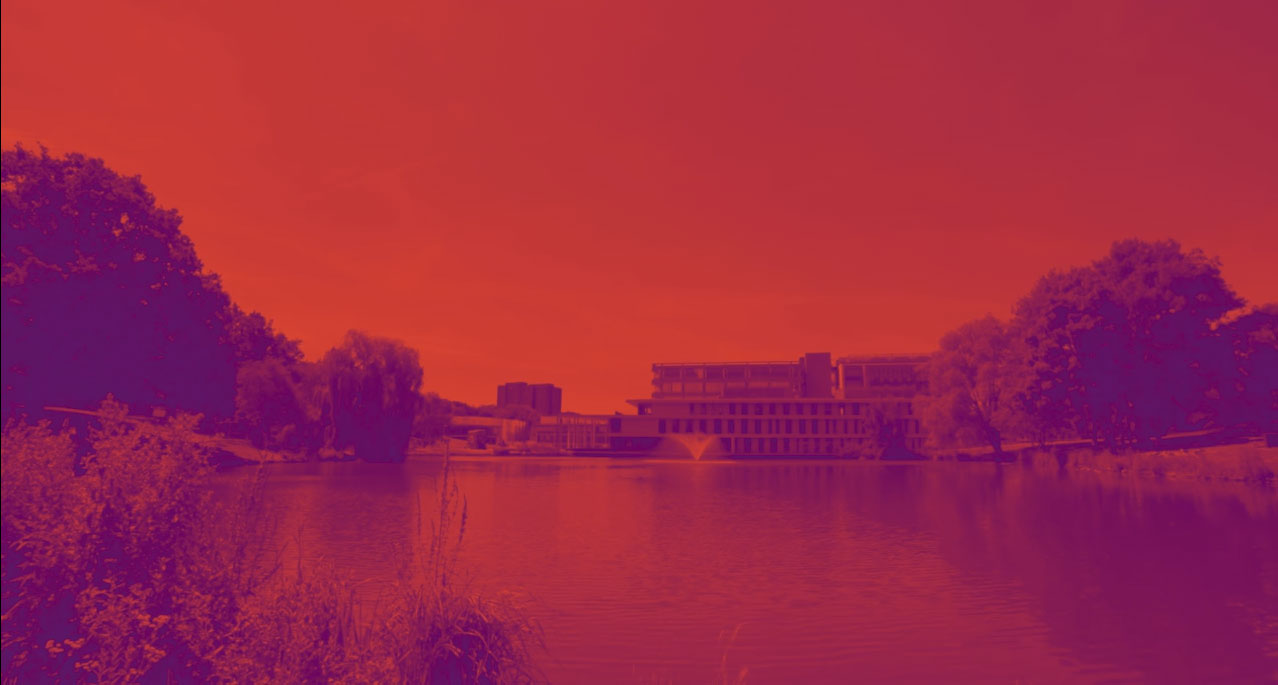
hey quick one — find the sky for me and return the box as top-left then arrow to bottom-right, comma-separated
4,0 -> 1277,412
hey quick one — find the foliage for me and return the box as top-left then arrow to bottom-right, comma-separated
2,404 -> 541,683
225,304 -> 303,367
864,402 -> 916,459
1,400 -> 255,681
1214,304 -> 1278,431
2,146 -> 233,418
322,331 -> 423,462
413,392 -> 468,444
1,145 -> 300,423
922,315 -> 1023,453
234,359 -> 312,452
1012,239 -> 1244,447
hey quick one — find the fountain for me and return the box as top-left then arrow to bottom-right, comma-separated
659,434 -> 723,460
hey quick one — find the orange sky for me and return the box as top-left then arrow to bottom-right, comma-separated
4,0 -> 1277,413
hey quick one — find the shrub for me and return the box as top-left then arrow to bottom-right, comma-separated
2,402 -> 541,683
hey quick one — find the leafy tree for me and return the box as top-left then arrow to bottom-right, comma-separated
923,315 -> 1021,453
322,331 -> 423,462
2,146 -> 235,418
225,305 -> 303,366
412,393 -> 471,444
1214,304 -> 1278,431
1012,239 -> 1243,447
865,402 -> 915,459
234,359 -> 308,451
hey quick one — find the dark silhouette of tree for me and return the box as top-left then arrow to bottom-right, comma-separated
1011,239 -> 1243,447
866,402 -> 915,459
234,359 -> 308,451
322,331 -> 423,462
1215,304 -> 1278,432
225,305 -> 303,367
923,315 -> 1021,453
2,146 -> 300,422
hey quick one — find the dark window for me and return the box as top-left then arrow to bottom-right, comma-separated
785,420 -> 793,433
755,419 -> 762,433
768,403 -> 777,415
728,404 -> 736,415
713,419 -> 722,433
658,419 -> 667,434
699,419 -> 707,433
727,420 -> 735,434
782,403 -> 790,415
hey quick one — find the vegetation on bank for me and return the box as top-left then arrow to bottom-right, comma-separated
1,403 -> 541,683
2,147 -> 542,679
921,240 -> 1277,458
1017,441 -> 1276,484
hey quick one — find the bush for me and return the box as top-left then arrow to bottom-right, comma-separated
2,402 -> 541,683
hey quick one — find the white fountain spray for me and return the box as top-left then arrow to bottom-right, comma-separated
661,434 -> 721,460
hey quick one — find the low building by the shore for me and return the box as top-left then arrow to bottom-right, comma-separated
449,415 -> 529,445
531,413 -> 611,450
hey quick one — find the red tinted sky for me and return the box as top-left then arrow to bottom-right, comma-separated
4,0 -> 1277,412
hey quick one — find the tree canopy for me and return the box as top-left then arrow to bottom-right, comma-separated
923,239 -> 1273,451
323,331 -> 423,462
1,146 -> 299,419
923,315 -> 1021,453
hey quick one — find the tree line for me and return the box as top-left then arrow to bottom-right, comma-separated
922,239 -> 1277,454
2,146 -> 445,462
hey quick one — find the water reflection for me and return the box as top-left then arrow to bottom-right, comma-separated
214,458 -> 1278,683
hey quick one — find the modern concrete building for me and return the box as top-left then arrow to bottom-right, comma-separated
604,352 -> 929,457
496,382 -> 562,415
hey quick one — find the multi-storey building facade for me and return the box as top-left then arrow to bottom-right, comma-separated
602,352 -> 928,457
496,382 -> 563,415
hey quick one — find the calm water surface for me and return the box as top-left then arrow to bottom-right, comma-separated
214,457 -> 1278,683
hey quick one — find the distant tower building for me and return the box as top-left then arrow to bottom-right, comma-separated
497,382 -> 562,415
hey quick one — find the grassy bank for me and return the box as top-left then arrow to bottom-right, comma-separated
1017,440 -> 1277,485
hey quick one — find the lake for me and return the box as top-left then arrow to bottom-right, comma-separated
213,457 -> 1278,683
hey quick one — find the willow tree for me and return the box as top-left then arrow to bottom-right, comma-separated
322,331 -> 423,462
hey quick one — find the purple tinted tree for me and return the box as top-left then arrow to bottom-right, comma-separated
2,146 -> 235,418
1215,304 -> 1278,432
923,315 -> 1022,453
1012,239 -> 1244,448
322,331 -> 423,462
234,359 -> 309,451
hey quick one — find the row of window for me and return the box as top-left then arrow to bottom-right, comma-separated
732,438 -> 844,455
660,418 -> 879,436
686,402 -> 863,416
657,365 -> 796,381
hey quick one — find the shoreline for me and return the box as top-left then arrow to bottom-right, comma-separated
220,439 -> 1278,487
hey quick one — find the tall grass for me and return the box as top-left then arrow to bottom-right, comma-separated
1,401 -> 541,683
